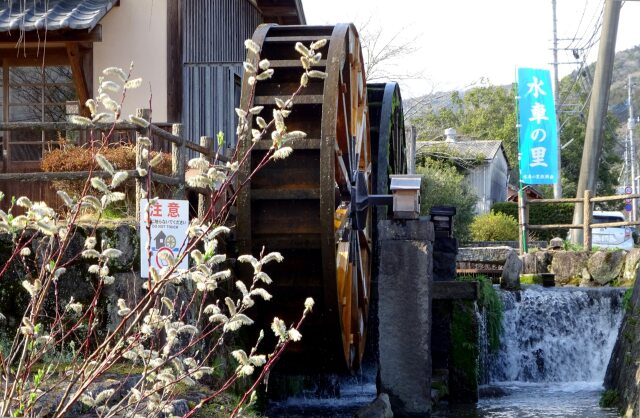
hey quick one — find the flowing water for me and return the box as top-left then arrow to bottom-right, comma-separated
267,285 -> 626,417
436,285 -> 626,417
265,372 -> 377,417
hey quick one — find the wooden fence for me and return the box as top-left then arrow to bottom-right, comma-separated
0,108 -> 230,219
518,189 -> 640,252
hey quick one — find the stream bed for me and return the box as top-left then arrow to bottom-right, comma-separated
434,382 -> 618,417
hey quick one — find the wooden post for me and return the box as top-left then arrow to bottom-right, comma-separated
583,189 -> 593,251
518,186 -> 528,254
198,136 -> 213,219
135,108 -> 151,221
171,123 -> 186,199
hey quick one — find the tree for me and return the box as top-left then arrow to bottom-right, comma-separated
412,82 -> 622,198
417,158 -> 477,241
412,85 -> 518,171
355,15 -> 425,87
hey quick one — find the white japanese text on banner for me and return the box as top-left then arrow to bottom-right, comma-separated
517,67 -> 559,185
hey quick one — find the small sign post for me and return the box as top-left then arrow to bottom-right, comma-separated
140,199 -> 189,278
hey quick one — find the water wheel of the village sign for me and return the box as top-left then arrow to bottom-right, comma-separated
237,24 -> 404,373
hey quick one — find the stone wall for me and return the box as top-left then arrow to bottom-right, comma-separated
604,267 -> 640,416
522,249 -> 640,287
0,224 -> 141,333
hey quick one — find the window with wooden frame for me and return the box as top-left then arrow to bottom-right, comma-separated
1,52 -> 77,171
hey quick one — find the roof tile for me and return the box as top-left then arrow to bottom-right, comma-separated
0,0 -> 116,32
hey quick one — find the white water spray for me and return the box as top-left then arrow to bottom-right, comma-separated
487,286 -> 625,383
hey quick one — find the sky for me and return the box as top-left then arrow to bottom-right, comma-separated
302,0 -> 640,98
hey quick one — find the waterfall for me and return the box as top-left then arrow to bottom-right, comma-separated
486,286 -> 625,384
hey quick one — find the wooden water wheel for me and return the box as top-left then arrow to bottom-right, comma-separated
237,24 -> 404,373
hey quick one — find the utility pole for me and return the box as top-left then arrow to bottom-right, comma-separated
571,0 -> 621,244
629,75 -> 637,222
552,0 -> 562,198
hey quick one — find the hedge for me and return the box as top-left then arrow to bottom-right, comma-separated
491,201 -> 575,242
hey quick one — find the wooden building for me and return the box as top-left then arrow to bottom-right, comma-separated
0,0 -> 304,202
417,130 -> 511,214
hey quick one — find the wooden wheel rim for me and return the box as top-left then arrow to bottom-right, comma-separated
322,23 -> 371,370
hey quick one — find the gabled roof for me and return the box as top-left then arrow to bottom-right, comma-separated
507,184 -> 544,201
0,0 -> 117,32
417,139 -> 510,168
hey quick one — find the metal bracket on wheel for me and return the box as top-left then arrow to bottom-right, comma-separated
351,170 -> 393,231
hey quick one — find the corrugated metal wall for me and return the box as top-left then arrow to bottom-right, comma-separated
467,156 -> 509,214
489,154 -> 508,203
182,0 -> 262,153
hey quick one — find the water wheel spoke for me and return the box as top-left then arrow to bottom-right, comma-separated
337,80 -> 353,178
337,239 -> 352,360
355,230 -> 369,306
335,150 -> 351,199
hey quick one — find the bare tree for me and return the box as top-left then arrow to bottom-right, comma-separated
358,16 -> 424,83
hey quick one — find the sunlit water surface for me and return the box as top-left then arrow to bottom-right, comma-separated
434,381 -> 618,418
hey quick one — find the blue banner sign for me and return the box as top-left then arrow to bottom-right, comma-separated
517,68 -> 559,185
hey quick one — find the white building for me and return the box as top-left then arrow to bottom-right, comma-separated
416,128 -> 510,214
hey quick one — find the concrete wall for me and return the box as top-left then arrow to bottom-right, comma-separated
93,0 -> 168,121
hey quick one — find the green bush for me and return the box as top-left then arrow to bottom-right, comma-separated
470,211 -> 518,241
417,158 -> 477,242
491,201 -> 575,242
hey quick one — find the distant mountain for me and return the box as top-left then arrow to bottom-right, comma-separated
598,44 -> 640,122
405,44 -> 640,125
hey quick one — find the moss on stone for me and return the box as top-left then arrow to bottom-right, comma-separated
566,275 -> 582,286
98,224 -> 139,272
520,274 -> 543,285
450,300 -> 478,400
457,275 -> 503,353
600,389 -> 620,408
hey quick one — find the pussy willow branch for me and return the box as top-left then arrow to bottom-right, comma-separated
230,310 -> 310,418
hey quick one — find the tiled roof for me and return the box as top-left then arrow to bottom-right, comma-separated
0,0 -> 116,32
416,139 -> 510,167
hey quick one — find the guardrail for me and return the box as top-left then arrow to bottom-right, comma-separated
518,189 -> 640,252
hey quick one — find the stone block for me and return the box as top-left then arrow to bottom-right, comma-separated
622,248 -> 640,287
549,237 -> 564,249
500,252 -> 522,290
99,224 -> 139,272
355,393 -> 394,418
457,246 -> 513,263
434,236 -> 458,254
522,251 -> 552,274
550,251 -> 589,285
378,217 -> 434,242
377,219 -> 432,416
587,250 -> 626,285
